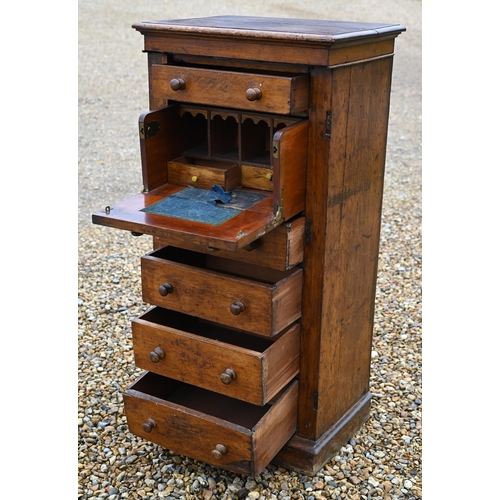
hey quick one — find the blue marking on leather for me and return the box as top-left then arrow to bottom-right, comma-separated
141,187 -> 268,226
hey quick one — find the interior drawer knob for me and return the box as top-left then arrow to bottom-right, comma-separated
230,301 -> 245,315
245,88 -> 262,101
220,368 -> 237,385
170,78 -> 186,91
211,444 -> 228,460
244,240 -> 260,251
158,283 -> 174,296
142,418 -> 157,433
149,347 -> 165,363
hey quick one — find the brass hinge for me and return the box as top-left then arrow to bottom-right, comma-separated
139,120 -> 161,139
272,140 -> 279,159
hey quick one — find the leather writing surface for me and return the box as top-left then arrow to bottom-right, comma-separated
141,187 -> 268,225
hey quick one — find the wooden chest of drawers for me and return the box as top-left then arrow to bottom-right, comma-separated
92,15 -> 405,475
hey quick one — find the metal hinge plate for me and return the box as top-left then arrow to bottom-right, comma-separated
139,120 -> 161,139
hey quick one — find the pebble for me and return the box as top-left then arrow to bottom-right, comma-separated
78,2 -> 422,500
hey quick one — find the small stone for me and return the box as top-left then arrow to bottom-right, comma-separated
382,481 -> 392,492
404,480 -> 413,489
349,477 -> 360,485
237,488 -> 249,499
248,492 -> 260,499
125,455 -> 138,465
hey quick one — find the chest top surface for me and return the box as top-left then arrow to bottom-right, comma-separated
132,16 -> 405,43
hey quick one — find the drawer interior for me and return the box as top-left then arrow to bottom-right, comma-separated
138,307 -> 275,351
130,371 -> 271,428
150,245 -> 300,284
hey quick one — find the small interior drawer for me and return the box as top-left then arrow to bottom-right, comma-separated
123,372 -> 298,476
132,307 -> 300,405
141,246 -> 303,337
167,156 -> 240,191
151,64 -> 309,114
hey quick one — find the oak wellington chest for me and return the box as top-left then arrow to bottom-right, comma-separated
92,16 -> 405,476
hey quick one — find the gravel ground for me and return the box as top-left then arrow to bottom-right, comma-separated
78,1 -> 422,499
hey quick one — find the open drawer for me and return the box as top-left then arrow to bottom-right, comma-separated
141,246 -> 303,337
153,216 -> 305,271
150,64 -> 309,114
132,307 -> 300,405
123,372 -> 298,476
92,104 -> 308,251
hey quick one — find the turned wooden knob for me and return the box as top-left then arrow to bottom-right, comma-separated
142,418 -> 157,433
245,88 -> 262,101
244,240 -> 260,252
220,368 -> 236,385
170,78 -> 186,91
230,301 -> 245,315
211,444 -> 228,460
149,347 -> 165,363
158,283 -> 174,296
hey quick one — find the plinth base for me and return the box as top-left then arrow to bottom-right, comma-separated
272,392 -> 372,475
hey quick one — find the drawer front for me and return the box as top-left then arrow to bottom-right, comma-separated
141,247 -> 303,336
132,308 -> 301,405
153,216 -> 305,271
167,157 -> 240,191
151,65 -> 309,114
123,372 -> 298,476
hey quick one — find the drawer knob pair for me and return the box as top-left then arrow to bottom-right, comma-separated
142,418 -> 157,433
230,301 -> 245,315
149,347 -> 165,363
158,283 -> 174,296
220,368 -> 236,385
170,78 -> 186,91
211,444 -> 228,460
246,88 -> 262,101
